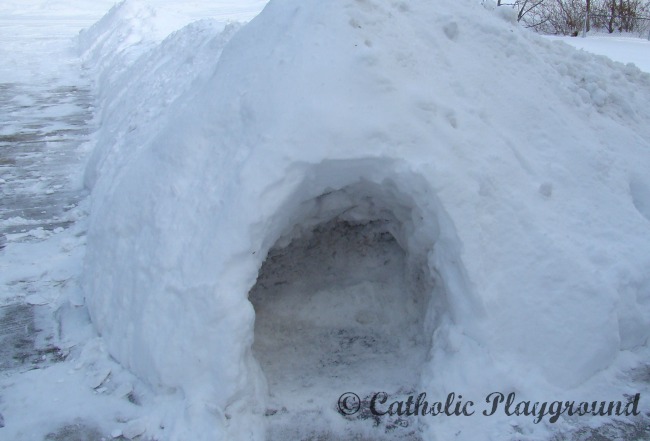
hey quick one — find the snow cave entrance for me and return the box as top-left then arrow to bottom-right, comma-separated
249,164 -> 441,438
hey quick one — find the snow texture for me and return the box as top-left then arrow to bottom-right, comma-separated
81,0 -> 650,440
548,33 -> 650,74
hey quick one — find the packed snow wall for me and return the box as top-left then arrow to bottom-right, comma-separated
82,0 -> 650,439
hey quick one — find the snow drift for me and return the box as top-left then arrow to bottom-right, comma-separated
78,0 -> 260,190
82,0 -> 650,439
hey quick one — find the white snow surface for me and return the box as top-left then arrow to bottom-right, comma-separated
77,0 -> 266,189
548,33 -> 650,74
32,0 -> 650,440
0,0 -> 118,84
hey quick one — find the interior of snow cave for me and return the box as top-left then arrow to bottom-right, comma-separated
247,161 -> 443,430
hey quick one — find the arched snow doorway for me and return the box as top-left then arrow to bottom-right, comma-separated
248,159 -> 451,440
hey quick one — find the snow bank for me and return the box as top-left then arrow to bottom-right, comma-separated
78,0 -> 264,189
78,0 -> 166,97
82,15 -> 241,189
83,0 -> 650,440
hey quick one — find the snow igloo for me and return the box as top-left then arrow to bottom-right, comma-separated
83,0 -> 650,440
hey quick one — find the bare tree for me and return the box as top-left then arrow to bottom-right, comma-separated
594,0 -> 650,33
518,0 -> 586,34
496,0 -> 550,28
518,0 -> 548,21
506,0 -> 650,35
608,0 -> 617,31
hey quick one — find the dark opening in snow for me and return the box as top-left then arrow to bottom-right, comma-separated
249,179 -> 434,440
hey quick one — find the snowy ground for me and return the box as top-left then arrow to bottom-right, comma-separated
1,2 -> 649,441
546,32 -> 650,73
0,3 -> 140,440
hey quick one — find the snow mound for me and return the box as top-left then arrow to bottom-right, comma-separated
79,0 -> 252,189
83,0 -> 650,440
83,17 -> 241,189
79,0 -> 166,99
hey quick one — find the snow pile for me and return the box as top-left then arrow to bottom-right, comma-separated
78,1 -> 166,96
78,0 -> 264,189
82,0 -> 650,440
82,18 -> 242,189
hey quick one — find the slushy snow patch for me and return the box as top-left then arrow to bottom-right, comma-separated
82,0 -> 650,440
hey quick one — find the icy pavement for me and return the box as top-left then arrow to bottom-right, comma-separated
0,303 -> 67,373
0,108 -> 138,441
0,8 -> 96,371
0,0 -> 106,255
0,82 -> 92,239
0,5 -> 144,441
